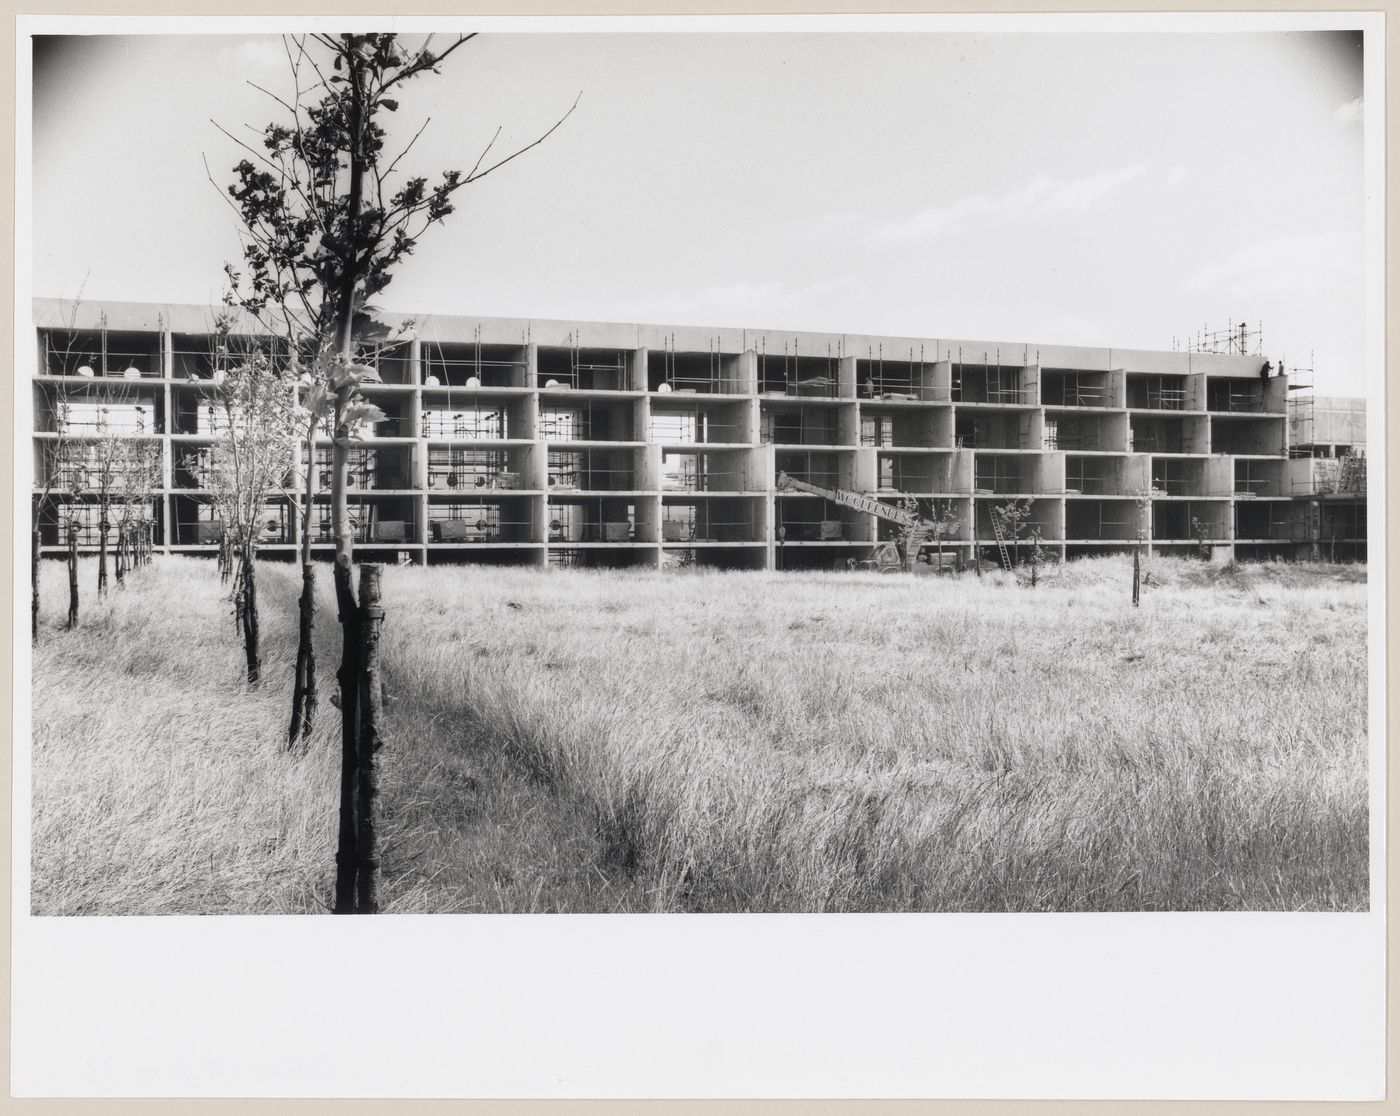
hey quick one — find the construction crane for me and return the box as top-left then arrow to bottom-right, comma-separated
775,471 -> 942,573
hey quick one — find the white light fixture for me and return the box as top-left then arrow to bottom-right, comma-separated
76,365 -> 95,378
657,382 -> 673,393
123,365 -> 142,379
465,376 -> 481,388
425,374 -> 440,387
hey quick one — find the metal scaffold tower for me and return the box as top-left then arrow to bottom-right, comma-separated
1174,320 -> 1264,356
1284,352 -> 1316,459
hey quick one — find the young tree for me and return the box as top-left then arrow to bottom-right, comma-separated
215,33 -> 577,912
191,346 -> 301,686
991,497 -> 1035,569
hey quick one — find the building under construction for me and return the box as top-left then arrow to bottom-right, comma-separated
30,299 -> 1368,570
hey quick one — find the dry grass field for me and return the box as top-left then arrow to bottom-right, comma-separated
30,553 -> 1369,914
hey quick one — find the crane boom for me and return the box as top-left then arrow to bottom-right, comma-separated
775,471 -> 924,527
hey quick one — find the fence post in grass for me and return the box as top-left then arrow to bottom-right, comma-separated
1132,549 -> 1141,607
354,563 -> 385,914
66,520 -> 78,628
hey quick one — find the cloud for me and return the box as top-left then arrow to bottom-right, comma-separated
871,164 -> 1146,241
1183,232 -> 1358,296
1167,164 -> 1188,187
1333,96 -> 1363,124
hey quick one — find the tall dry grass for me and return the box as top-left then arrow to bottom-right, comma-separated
30,553 -> 1369,913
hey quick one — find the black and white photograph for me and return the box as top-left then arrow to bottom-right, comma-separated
12,11 -> 1386,1101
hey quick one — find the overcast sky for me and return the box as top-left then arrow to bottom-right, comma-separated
30,26 -> 1367,391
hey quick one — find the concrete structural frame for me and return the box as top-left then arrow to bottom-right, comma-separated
30,298 -> 1365,571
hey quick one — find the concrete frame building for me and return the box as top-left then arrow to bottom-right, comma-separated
31,298 -> 1365,570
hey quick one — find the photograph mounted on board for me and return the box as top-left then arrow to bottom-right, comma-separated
26,27 -> 1371,915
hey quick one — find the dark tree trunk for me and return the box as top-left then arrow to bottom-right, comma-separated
354,563 -> 385,914
241,546 -> 260,687
1132,549 -> 1141,607
333,562 -> 361,914
332,45 -> 368,916
31,506 -> 41,643
114,527 -> 126,588
97,514 -> 108,597
289,562 -> 318,749
66,523 -> 78,629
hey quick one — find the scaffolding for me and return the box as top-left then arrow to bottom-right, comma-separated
1178,320 -> 1263,356
758,337 -> 840,397
1128,375 -> 1188,411
861,344 -> 939,401
953,350 -> 1028,404
1285,353 -> 1317,458
421,405 -> 507,440
427,447 -> 518,492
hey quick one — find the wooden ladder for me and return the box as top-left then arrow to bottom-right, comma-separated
990,515 -> 1013,571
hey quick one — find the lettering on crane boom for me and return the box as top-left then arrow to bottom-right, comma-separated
777,471 -> 920,526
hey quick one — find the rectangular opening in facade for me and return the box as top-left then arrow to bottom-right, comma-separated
1130,414 -> 1198,454
42,328 -> 162,379
660,449 -> 750,493
647,348 -> 741,394
760,404 -> 841,446
952,363 -> 1029,404
1064,455 -> 1120,496
540,400 -> 639,442
774,450 -> 843,490
427,447 -> 528,492
757,351 -> 841,398
1064,499 -> 1140,542
428,496 -> 534,544
975,498 -> 1057,544
973,453 -> 1035,495
309,496 -> 418,545
1207,379 -> 1266,413
1212,417 -> 1281,456
649,400 -> 749,445
47,385 -> 161,436
170,497 -> 288,546
775,496 -> 868,542
1041,370 -> 1109,407
1152,500 -> 1228,541
660,497 -> 761,543
1044,412 -> 1121,452
956,411 -> 1035,449
422,340 -> 526,388
1151,456 -> 1204,497
538,346 -> 630,391
1235,500 -> 1294,540
877,453 -> 955,494
1234,459 -> 1283,497
547,447 -> 638,492
856,354 -> 945,401
1126,373 -> 1189,411
547,497 -> 639,542
309,445 -> 413,491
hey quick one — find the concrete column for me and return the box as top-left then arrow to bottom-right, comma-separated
838,355 -> 857,399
